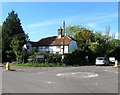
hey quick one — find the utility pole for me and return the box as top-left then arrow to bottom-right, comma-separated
63,21 -> 65,55
62,21 -> 65,63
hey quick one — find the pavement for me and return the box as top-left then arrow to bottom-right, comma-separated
1,66 -> 118,93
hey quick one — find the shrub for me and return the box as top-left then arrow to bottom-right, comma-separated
64,49 -> 96,66
28,51 -> 62,63
44,53 -> 61,63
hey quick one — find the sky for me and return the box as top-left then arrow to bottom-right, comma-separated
1,2 -> 118,41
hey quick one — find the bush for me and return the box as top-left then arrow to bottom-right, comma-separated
44,53 -> 61,63
106,46 -> 120,62
64,49 -> 96,66
28,52 -> 62,63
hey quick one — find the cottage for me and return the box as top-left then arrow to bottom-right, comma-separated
25,28 -> 78,54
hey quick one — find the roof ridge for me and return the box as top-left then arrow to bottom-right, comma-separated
41,36 -> 57,39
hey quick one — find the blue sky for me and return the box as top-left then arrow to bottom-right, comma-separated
2,2 -> 118,41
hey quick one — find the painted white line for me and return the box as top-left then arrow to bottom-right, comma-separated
57,72 -> 99,78
81,83 -> 98,85
85,74 -> 98,78
56,73 -> 63,76
44,81 -> 56,84
103,69 -> 118,74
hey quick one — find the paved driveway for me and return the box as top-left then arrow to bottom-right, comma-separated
2,66 -> 118,93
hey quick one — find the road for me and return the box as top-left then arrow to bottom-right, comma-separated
2,66 -> 118,93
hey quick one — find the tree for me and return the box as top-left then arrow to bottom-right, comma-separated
2,10 -> 26,63
66,25 -> 84,37
74,28 -> 92,50
89,32 -> 108,56
106,39 -> 120,60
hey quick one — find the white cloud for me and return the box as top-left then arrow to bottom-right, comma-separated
87,23 -> 96,28
27,12 -> 117,32
109,32 -> 119,39
28,18 -> 62,29
115,32 -> 118,39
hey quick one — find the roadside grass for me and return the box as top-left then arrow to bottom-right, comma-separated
2,62 -> 120,67
10,63 -> 67,67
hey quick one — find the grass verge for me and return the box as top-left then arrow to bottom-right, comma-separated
10,63 -> 66,67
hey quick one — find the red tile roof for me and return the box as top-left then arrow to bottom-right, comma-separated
37,36 -> 72,46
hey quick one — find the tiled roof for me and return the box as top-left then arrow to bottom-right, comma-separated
37,36 -> 72,46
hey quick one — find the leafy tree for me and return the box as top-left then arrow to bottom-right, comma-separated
2,10 -> 26,63
106,39 -> 120,60
66,25 -> 120,63
89,32 -> 109,56
74,28 -> 92,49
66,25 -> 84,37
92,32 -> 106,44
11,36 -> 26,63
108,39 -> 120,50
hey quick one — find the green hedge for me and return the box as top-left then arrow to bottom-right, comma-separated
64,49 -> 96,66
28,52 -> 62,64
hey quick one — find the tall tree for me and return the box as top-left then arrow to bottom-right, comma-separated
74,28 -> 92,50
2,10 -> 26,63
66,25 -> 84,37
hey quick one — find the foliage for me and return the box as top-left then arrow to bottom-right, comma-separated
74,28 -> 92,49
106,39 -> 120,61
66,25 -> 84,37
64,49 -> 96,66
11,36 -> 27,63
66,25 -> 120,63
114,46 -> 120,61
2,10 -> 26,63
28,51 -> 62,63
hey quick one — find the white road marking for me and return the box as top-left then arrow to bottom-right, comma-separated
81,83 -> 98,85
44,81 -> 56,84
85,74 -> 98,78
56,73 -> 63,76
103,69 -> 118,74
57,72 -> 99,78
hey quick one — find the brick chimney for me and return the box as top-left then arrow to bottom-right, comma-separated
57,27 -> 63,39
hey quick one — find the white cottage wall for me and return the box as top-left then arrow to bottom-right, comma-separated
38,45 -> 69,54
69,40 -> 78,53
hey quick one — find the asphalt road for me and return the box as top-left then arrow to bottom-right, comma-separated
2,66 -> 118,93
